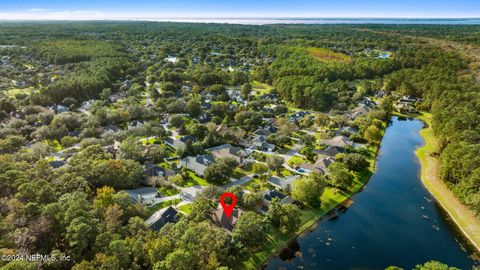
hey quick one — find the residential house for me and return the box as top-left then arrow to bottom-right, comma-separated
101,125 -> 121,137
313,146 -> 345,158
320,135 -> 353,148
211,203 -> 243,233
360,98 -> 376,108
180,154 -> 215,176
128,120 -> 145,130
207,144 -> 247,166
349,104 -> 370,119
251,135 -> 275,152
144,163 -> 176,178
198,112 -> 212,123
201,101 -> 212,110
267,175 -> 300,190
215,124 -> 228,136
68,131 -> 81,137
339,126 -> 358,136
227,89 -> 243,102
9,111 -> 25,119
164,137 -> 185,150
125,187 -> 159,205
50,104 -> 69,114
253,126 -> 276,137
146,206 -> 180,231
261,190 -> 293,211
289,111 -> 311,123
49,160 -> 66,169
298,156 -> 334,175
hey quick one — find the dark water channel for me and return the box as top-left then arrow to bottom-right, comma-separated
265,117 -> 479,270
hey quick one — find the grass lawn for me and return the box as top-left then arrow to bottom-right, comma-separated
232,168 -> 248,179
177,203 -> 192,214
287,156 -> 305,166
252,81 -> 273,95
278,168 -> 294,177
243,182 -> 365,269
276,148 -> 290,155
158,186 -> 179,197
178,171 -> 209,187
148,198 -> 182,215
140,136 -> 160,145
305,47 -> 352,64
44,139 -> 62,152
5,87 -> 37,98
242,176 -> 270,192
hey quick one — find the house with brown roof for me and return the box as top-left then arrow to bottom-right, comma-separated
211,203 -> 243,233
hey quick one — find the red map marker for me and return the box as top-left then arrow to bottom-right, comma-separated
220,192 -> 237,218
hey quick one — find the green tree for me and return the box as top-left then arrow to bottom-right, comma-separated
240,83 -> 253,99
328,162 -> 353,189
291,176 -> 325,207
232,211 -> 269,248
342,153 -> 369,171
252,163 -> 269,175
267,198 -> 301,234
413,260 -> 460,270
364,125 -> 382,143
266,155 -> 285,173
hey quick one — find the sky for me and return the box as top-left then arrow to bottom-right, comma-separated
0,0 -> 479,20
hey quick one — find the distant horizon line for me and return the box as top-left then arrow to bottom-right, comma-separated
1,17 -> 480,20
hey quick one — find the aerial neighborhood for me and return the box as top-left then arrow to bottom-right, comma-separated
2,20 -> 474,270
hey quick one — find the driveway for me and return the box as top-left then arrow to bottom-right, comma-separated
222,174 -> 255,190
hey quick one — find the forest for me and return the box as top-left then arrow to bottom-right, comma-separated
0,21 -> 479,269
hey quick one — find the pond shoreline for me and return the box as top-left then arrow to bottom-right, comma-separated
414,112 -> 480,253
256,122 -> 385,269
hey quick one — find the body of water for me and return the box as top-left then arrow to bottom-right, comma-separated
264,117 -> 479,270
148,18 -> 480,25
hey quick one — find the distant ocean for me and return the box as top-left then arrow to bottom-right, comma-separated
145,18 -> 480,25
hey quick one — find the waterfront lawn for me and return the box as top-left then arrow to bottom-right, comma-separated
243,145 -> 377,269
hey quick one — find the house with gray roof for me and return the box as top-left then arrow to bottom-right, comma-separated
124,187 -> 159,205
146,206 -> 179,231
251,135 -> 275,152
298,156 -> 334,175
261,190 -> 293,211
180,154 -> 215,176
207,144 -> 247,166
267,175 -> 300,190
179,185 -> 205,202
164,137 -> 186,150
144,163 -> 176,178
313,146 -> 345,158
320,135 -> 353,148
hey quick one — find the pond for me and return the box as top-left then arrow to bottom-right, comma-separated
264,117 -> 479,269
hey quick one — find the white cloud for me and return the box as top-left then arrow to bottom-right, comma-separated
28,8 -> 47,12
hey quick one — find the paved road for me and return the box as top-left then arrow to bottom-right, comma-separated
282,140 -> 303,162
